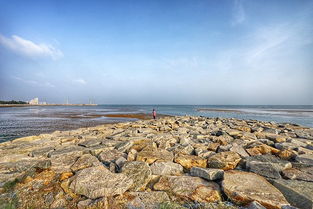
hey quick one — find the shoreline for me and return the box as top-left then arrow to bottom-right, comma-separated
197,108 -> 313,113
0,104 -> 97,108
0,113 -> 170,143
0,115 -> 312,208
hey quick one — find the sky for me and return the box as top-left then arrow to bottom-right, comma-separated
0,0 -> 312,105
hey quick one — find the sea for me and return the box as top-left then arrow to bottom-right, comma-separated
0,105 -> 312,143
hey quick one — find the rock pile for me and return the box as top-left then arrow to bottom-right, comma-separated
0,116 -> 313,209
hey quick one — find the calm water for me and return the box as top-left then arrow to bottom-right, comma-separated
0,105 -> 312,142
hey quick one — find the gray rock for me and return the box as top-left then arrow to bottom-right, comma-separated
115,141 -> 134,152
50,151 -> 82,173
115,157 -> 127,169
230,145 -> 249,157
150,162 -> 183,176
245,155 -> 292,171
295,154 -> 313,166
78,139 -> 103,147
218,144 -> 232,152
47,145 -> 86,158
77,199 -> 93,209
282,168 -> 313,182
281,205 -> 300,209
179,137 -> 191,145
246,161 -> 281,179
121,161 -> 151,191
245,201 -> 266,209
194,148 -> 214,158
71,154 -> 102,172
169,144 -> 194,155
98,149 -> 127,165
88,144 -> 114,156
270,179 -> 313,209
190,167 -> 224,181
124,191 -> 170,209
259,138 -> 275,146
70,165 -> 133,199
29,147 -> 55,157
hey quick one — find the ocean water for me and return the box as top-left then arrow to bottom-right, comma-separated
0,105 -> 312,142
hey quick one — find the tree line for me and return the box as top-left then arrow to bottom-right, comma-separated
0,100 -> 27,104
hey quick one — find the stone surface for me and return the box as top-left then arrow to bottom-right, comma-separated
121,161 -> 151,191
70,166 -> 133,199
154,175 -> 221,203
246,161 -> 281,179
98,149 -> 127,164
222,170 -> 289,209
136,149 -> 174,164
117,191 -> 170,209
246,144 -> 280,156
150,161 -> 183,176
174,154 -> 207,169
245,201 -> 266,209
70,154 -> 102,172
245,155 -> 292,171
282,167 -> 313,182
207,151 -> 241,170
190,167 -> 224,181
270,179 -> 313,209
295,154 -> 313,166
230,145 -> 249,157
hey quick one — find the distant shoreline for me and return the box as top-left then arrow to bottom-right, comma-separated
197,108 -> 313,113
0,104 -> 97,108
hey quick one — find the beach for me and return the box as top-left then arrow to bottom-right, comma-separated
0,115 -> 312,208
1,105 -> 313,143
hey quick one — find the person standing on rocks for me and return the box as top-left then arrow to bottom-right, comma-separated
152,109 -> 156,119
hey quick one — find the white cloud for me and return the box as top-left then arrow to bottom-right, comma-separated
73,78 -> 87,85
0,34 -> 63,60
12,76 -> 55,87
232,0 -> 246,26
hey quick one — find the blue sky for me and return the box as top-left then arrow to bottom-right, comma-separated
0,0 -> 312,104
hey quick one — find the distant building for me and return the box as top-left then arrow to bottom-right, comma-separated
29,98 -> 39,105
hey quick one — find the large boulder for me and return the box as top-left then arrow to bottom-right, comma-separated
150,162 -> 183,176
222,170 -> 289,209
136,149 -> 174,164
246,161 -> 281,179
295,154 -> 313,166
207,151 -> 241,170
245,155 -> 292,171
70,166 -> 133,199
70,154 -> 102,172
174,154 -> 207,169
121,161 -> 151,191
282,167 -> 313,182
270,179 -> 313,209
153,175 -> 221,203
98,149 -> 127,164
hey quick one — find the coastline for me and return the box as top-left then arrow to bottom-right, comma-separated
0,113 -> 169,143
0,104 -> 98,108
197,108 -> 313,113
0,115 -> 312,208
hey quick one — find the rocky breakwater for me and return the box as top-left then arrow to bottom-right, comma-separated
0,116 -> 313,209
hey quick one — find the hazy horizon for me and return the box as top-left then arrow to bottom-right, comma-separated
1,0 -> 312,105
